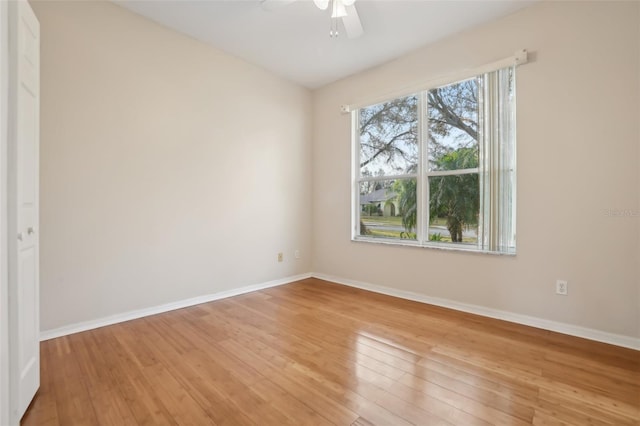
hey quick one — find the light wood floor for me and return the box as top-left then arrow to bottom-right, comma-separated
23,278 -> 639,425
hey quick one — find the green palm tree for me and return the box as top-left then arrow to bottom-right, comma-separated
394,147 -> 479,242
429,147 -> 479,242
396,178 -> 416,238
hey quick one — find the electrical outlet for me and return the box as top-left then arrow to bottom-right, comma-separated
277,252 -> 283,262
556,280 -> 568,295
294,250 -> 300,259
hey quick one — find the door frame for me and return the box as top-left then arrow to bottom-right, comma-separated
0,0 -> 12,424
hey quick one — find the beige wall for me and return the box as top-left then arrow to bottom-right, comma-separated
31,0 -> 640,340
312,1 -> 640,338
32,1 -> 312,331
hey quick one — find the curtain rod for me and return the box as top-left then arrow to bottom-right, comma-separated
341,49 -> 528,114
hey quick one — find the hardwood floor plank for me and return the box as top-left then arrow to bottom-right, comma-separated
350,417 -> 374,426
534,391 -> 622,426
390,377 -> 531,426
98,327 -> 179,426
418,352 -> 540,400
74,331 -> 139,425
48,334 -> 102,425
23,278 -> 640,426
218,339 -> 360,425
250,378 -> 335,426
397,369 -> 535,422
130,326 -> 254,425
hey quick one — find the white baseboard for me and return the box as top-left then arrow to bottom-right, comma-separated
39,273 -> 312,341
311,272 -> 640,351
40,271 -> 639,351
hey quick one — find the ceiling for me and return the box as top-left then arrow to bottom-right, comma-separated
116,0 -> 534,89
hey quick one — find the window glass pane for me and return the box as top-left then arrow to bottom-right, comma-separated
427,78 -> 479,172
359,179 -> 416,240
352,66 -> 515,253
359,95 -> 418,177
428,174 -> 479,245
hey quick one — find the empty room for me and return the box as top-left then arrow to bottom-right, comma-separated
1,0 -> 639,424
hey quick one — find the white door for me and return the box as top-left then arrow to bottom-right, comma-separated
8,0 -> 39,422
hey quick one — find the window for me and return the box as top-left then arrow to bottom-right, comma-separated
353,66 -> 516,254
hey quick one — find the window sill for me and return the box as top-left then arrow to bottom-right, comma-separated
351,236 -> 516,256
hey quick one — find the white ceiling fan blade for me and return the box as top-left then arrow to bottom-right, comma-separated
313,0 -> 329,11
260,0 -> 297,12
342,4 -> 363,39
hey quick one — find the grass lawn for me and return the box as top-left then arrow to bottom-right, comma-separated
361,215 -> 403,226
362,215 -> 475,243
368,229 -> 416,239
361,215 -> 448,227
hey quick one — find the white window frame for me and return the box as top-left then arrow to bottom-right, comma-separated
350,51 -> 527,255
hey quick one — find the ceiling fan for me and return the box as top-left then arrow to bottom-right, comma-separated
261,0 -> 364,39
